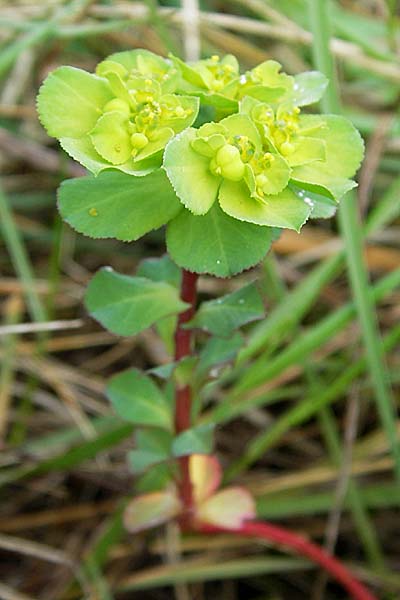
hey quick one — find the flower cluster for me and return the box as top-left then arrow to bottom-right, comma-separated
37,49 -> 364,276
37,49 -> 199,175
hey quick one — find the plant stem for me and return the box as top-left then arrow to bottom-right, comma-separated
201,521 -> 377,600
174,269 -> 199,527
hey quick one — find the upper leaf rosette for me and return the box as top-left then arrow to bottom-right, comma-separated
36,49 -> 364,277
37,49 -> 199,176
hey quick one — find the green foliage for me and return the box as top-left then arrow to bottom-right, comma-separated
129,429 -> 173,473
37,48 -> 363,278
172,424 -> 215,457
106,368 -> 172,431
33,46 -> 370,543
166,203 -> 276,277
197,333 -> 244,378
188,283 -> 264,337
85,267 -> 188,336
37,51 -> 199,174
58,170 -> 182,242
136,254 -> 181,287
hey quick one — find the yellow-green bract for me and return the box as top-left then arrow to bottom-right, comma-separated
37,49 -> 199,175
37,49 -> 364,277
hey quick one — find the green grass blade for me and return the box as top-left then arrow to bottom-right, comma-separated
225,322 -> 400,479
0,185 -> 47,324
308,0 -> 400,483
318,407 -> 386,571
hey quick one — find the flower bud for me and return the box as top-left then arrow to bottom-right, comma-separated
280,141 -> 295,156
214,144 -> 245,181
131,133 -> 149,150
255,174 -> 268,189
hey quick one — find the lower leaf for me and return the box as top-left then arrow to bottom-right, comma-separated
124,490 -> 181,533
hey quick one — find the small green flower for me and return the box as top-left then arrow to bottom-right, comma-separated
241,96 -> 326,166
37,50 -> 199,176
237,60 -> 294,103
172,55 -> 328,117
241,96 -> 364,201
164,113 -> 310,231
170,53 -> 240,114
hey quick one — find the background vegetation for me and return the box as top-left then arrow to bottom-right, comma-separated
0,0 -> 399,598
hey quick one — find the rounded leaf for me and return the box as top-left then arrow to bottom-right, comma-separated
292,114 -> 364,200
290,71 -> 328,106
37,66 -> 113,138
219,180 -> 311,231
190,455 -> 222,504
58,169 -> 182,241
90,111 -> 131,164
164,129 -> 220,215
196,487 -> 256,529
84,267 -> 188,337
106,368 -> 172,430
124,490 -> 181,533
166,202 -> 275,277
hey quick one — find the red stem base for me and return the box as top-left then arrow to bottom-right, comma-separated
200,521 -> 377,600
174,269 -> 199,527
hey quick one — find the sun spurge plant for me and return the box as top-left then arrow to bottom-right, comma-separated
37,50 -> 374,600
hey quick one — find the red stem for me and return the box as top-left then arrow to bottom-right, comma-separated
174,269 -> 199,527
200,522 -> 377,600
172,270 -> 376,600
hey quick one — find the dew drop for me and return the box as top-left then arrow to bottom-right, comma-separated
216,259 -> 221,264
238,298 -> 245,304
89,207 -> 98,217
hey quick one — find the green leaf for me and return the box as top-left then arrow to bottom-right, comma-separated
166,203 -> 275,277
128,449 -> 168,473
128,429 -> 173,473
290,71 -> 328,106
164,128 -> 220,215
106,368 -> 172,430
292,187 -> 338,219
197,332 -> 244,378
136,254 -> 181,288
136,255 -> 181,354
136,256 -> 180,353
172,424 -> 215,457
136,463 -> 174,493
60,136 -> 158,177
285,136 -> 326,167
58,169 -> 182,242
192,90 -> 238,112
188,283 -> 264,338
37,66 -> 113,138
291,115 -> 364,200
220,114 -> 262,150
219,180 -> 311,231
84,267 -> 188,336
90,111 -> 131,165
